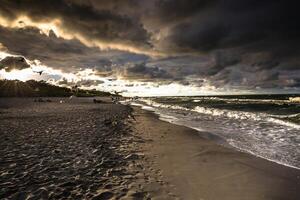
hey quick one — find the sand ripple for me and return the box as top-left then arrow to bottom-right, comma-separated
0,99 -> 152,199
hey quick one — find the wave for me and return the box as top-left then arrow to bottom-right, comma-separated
289,97 -> 300,103
140,99 -> 300,129
266,118 -> 300,130
191,96 -> 300,104
130,98 -> 300,169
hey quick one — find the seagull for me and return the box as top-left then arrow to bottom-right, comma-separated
33,70 -> 44,75
114,91 -> 122,95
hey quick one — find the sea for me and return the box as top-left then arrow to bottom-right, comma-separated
125,94 -> 300,169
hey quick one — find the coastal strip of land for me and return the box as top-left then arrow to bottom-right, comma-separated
0,98 -> 299,200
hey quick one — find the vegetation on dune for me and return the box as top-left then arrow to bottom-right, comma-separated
0,79 -> 113,97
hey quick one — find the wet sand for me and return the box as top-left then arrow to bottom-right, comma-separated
1,98 -> 300,200
132,107 -> 300,200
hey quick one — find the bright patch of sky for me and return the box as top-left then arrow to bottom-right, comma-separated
1,51 -> 298,97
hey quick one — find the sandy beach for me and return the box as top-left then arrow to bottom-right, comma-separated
132,107 -> 300,200
0,98 -> 160,199
0,98 -> 300,200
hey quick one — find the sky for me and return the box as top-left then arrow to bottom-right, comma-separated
0,0 -> 299,96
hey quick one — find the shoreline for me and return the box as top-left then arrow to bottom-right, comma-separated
131,102 -> 300,171
131,106 -> 300,200
1,98 -> 299,200
158,111 -> 300,171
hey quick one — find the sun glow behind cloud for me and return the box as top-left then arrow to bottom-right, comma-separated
0,1 -> 299,96
2,48 -> 277,97
0,58 -> 220,97
0,15 -> 163,57
0,15 -> 61,36
0,68 -> 33,81
0,48 -> 220,96
0,45 -> 222,97
0,50 -> 79,82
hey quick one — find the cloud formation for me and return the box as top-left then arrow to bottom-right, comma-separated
0,26 -> 147,72
0,0 -> 155,55
122,62 -> 172,81
2,0 -> 299,56
0,56 -> 30,72
0,0 -> 299,93
57,77 -> 104,88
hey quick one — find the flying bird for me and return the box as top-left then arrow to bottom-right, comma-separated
33,70 -> 44,75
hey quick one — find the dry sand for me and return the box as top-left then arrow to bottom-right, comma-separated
0,98 -> 166,200
0,98 -> 299,200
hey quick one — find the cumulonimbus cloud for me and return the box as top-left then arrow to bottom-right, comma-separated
0,0 -> 161,56
0,0 -> 299,92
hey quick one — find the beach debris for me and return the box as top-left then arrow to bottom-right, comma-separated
93,99 -> 103,104
34,98 -> 52,102
34,98 -> 44,102
111,93 -> 121,104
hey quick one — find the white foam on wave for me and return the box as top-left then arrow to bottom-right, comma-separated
192,96 -> 294,104
289,97 -> 300,103
270,113 -> 300,118
135,98 -> 300,169
141,99 -> 300,130
193,106 -> 300,130
266,118 -> 300,129
228,141 -> 300,170
193,106 -> 263,121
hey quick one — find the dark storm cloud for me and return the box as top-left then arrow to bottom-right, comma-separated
0,0 -> 151,50
160,1 -> 300,55
0,26 -> 147,72
0,0 -> 299,91
290,78 -> 300,88
152,0 -> 300,90
0,26 -> 89,69
122,62 -> 173,81
1,0 -> 300,56
0,56 -> 30,72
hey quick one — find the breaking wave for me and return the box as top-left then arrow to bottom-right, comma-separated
130,98 -> 300,169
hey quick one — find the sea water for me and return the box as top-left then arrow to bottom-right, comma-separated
129,94 -> 300,169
